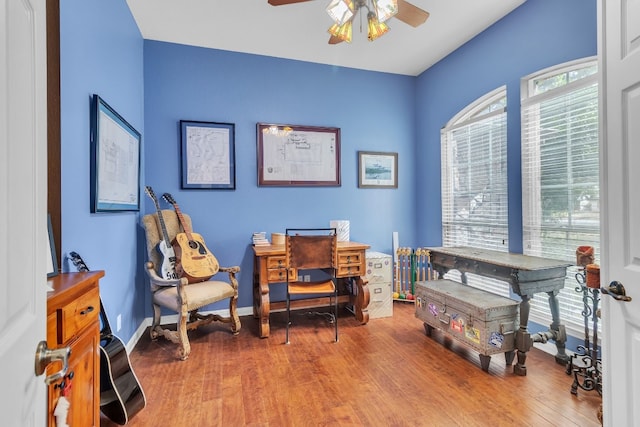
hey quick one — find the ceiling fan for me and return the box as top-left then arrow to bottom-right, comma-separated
268,0 -> 430,44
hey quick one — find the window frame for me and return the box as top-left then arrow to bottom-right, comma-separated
440,86 -> 510,297
520,56 -> 600,338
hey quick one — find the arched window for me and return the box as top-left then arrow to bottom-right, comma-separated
440,86 -> 509,296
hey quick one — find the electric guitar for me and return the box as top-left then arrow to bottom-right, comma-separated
68,251 -> 146,425
144,186 -> 178,280
162,192 -> 219,283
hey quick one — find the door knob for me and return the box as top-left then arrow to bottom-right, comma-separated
34,340 -> 71,385
601,280 -> 632,302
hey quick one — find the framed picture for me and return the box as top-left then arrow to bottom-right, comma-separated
257,123 -> 341,187
46,214 -> 58,278
180,120 -> 236,189
358,151 -> 398,189
90,94 -> 141,212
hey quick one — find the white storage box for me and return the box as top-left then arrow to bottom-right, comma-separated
330,220 -> 350,242
365,252 -> 393,319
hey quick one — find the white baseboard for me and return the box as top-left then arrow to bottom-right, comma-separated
123,305 -> 254,353
533,341 -> 574,357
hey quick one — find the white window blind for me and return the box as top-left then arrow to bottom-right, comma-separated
441,87 -> 510,297
521,58 -> 600,334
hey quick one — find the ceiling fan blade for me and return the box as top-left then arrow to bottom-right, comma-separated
268,0 -> 313,5
328,35 -> 344,45
395,0 -> 430,27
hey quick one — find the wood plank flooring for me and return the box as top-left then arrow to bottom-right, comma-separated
101,302 -> 602,426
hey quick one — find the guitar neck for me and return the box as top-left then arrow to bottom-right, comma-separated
154,201 -> 172,248
145,187 -> 173,248
100,299 -> 113,338
172,205 -> 194,242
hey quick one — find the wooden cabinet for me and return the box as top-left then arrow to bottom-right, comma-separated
46,271 -> 104,427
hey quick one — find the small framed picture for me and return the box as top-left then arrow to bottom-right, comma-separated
46,214 -> 58,278
180,120 -> 236,189
358,151 -> 398,188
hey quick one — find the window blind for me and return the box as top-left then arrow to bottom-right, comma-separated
441,87 -> 510,297
521,58 -> 600,334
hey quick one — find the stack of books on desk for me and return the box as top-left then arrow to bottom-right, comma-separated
252,232 -> 270,246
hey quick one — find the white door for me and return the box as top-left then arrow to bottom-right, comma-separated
599,0 -> 640,425
0,0 -> 49,424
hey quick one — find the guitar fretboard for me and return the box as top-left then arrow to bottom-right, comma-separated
162,193 -> 194,243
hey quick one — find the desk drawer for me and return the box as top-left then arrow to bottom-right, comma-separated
58,287 -> 100,343
337,250 -> 365,277
267,256 -> 287,269
267,268 -> 296,283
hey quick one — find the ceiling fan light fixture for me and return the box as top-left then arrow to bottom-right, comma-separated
328,20 -> 353,43
373,0 -> 398,23
367,11 -> 389,41
326,0 -> 354,25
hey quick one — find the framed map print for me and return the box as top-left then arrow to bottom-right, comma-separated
257,123 -> 341,187
180,120 -> 236,190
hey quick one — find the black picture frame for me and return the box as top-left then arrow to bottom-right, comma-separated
257,123 -> 341,187
358,151 -> 398,189
180,120 -> 236,190
46,214 -> 58,278
90,94 -> 141,212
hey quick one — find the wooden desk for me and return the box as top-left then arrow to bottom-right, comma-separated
252,241 -> 371,338
427,246 -> 571,376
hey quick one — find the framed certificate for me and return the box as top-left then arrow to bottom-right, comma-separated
257,123 -> 341,187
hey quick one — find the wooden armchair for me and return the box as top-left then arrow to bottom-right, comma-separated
141,210 -> 240,360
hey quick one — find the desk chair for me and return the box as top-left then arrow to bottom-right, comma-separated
141,210 -> 241,360
285,228 -> 338,344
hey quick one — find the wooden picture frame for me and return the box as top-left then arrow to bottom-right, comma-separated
180,120 -> 236,190
358,151 -> 398,189
46,214 -> 58,278
90,94 -> 141,212
257,123 -> 341,187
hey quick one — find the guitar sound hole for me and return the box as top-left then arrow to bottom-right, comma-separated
189,240 -> 207,255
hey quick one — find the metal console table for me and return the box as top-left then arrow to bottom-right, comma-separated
428,246 -> 571,376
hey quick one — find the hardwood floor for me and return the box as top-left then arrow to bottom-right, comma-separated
101,302 -> 602,426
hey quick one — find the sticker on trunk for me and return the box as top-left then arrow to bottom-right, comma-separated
489,332 -> 505,348
465,325 -> 481,344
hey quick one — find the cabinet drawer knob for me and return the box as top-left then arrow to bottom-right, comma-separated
80,305 -> 95,315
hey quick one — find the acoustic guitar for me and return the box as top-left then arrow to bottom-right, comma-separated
162,192 -> 219,283
68,251 -> 146,425
144,186 -> 178,280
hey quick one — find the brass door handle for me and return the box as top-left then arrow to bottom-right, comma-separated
34,340 -> 71,385
601,281 -> 632,302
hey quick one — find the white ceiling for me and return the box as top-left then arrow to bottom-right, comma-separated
126,0 -> 525,76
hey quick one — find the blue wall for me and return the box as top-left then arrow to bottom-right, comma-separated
58,0 -> 597,345
59,0 -> 145,340
415,0 -> 597,251
143,42 -> 418,313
